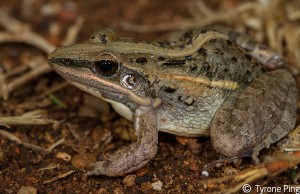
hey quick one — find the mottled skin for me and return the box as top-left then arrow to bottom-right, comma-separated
48,26 -> 297,176
210,69 -> 297,162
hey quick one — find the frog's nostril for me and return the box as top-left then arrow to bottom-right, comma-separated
48,58 -> 68,66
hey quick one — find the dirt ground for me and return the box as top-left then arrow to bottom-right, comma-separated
0,0 -> 300,193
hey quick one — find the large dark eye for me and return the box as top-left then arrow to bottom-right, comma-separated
121,74 -> 142,90
93,60 -> 118,76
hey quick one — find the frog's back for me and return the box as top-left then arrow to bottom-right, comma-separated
126,31 -> 266,88
153,36 -> 266,84
151,36 -> 266,136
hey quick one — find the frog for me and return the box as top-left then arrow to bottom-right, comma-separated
48,26 -> 297,177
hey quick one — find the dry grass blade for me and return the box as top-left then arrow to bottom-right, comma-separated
38,81 -> 69,99
0,129 -> 50,153
0,110 -> 55,126
0,11 -> 55,53
0,116 -> 54,126
62,16 -> 85,46
121,2 -> 259,32
5,58 -> 52,96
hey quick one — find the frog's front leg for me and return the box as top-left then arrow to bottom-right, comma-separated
86,106 -> 158,177
210,69 -> 297,162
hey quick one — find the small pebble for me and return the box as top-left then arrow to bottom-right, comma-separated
0,147 -> 4,163
135,167 -> 149,176
113,187 -> 124,194
141,182 -> 152,191
56,152 -> 71,162
122,174 -> 136,187
175,136 -> 189,145
71,154 -> 96,169
151,181 -> 163,191
97,188 -> 109,194
201,170 -> 209,177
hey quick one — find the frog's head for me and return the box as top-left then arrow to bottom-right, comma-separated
48,29 -> 160,121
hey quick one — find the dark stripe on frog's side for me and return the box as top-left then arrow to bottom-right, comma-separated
158,56 -> 166,61
49,58 -> 92,68
198,47 -> 208,57
161,86 -> 177,93
136,57 -> 148,65
162,60 -> 186,67
185,55 -> 193,60
158,41 -> 173,48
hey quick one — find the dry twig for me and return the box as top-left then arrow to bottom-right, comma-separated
0,110 -> 55,126
0,10 -> 83,99
121,2 -> 259,33
42,170 -> 76,184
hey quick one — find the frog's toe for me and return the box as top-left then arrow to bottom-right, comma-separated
85,160 -> 115,177
266,54 -> 284,69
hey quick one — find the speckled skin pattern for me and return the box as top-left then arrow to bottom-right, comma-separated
154,38 -> 264,136
48,26 -> 297,176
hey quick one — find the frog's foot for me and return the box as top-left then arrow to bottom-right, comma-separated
85,139 -> 157,177
85,107 -> 158,177
210,69 -> 297,161
202,157 -> 240,171
248,45 -> 284,69
207,25 -> 284,69
85,161 -> 111,177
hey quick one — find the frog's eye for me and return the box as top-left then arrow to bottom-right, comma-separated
121,74 -> 142,91
93,60 -> 118,76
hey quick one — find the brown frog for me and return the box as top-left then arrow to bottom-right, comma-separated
48,26 -> 297,177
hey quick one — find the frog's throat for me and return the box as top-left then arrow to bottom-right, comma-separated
71,80 -> 161,121
71,81 -> 133,121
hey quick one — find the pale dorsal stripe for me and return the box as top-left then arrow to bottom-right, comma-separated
164,74 -> 239,90
110,32 -> 227,57
102,32 -> 228,58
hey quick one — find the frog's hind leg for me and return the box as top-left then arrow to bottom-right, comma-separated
206,26 -> 284,69
251,81 -> 297,163
210,69 -> 297,163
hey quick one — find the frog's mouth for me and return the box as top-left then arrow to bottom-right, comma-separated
49,60 -> 138,121
48,58 -> 152,108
